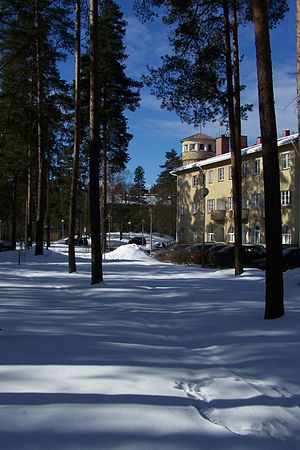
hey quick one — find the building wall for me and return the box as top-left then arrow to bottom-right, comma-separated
176,141 -> 298,246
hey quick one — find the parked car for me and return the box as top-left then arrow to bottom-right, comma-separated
209,244 -> 266,268
154,243 -> 191,264
187,242 -> 220,265
128,236 -> 147,246
206,243 -> 231,267
254,247 -> 300,271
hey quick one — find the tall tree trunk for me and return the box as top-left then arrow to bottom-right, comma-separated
11,177 -> 17,249
298,0 -> 300,145
89,0 -> 103,284
35,0 -> 45,256
25,142 -> 33,247
45,164 -> 50,249
252,0 -> 284,319
68,0 -> 81,273
223,0 -> 243,276
101,120 -> 108,253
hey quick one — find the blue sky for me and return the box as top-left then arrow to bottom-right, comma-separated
63,1 -> 297,186
119,0 -> 297,185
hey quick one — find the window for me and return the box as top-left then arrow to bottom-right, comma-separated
282,152 -> 290,169
228,226 -> 235,243
192,175 -> 198,187
242,197 -> 250,208
207,199 -> 215,212
208,144 -> 212,151
208,170 -> 214,184
190,143 -> 196,151
217,198 -> 226,210
218,167 -> 225,181
191,227 -> 197,241
251,193 -> 262,208
183,144 -> 188,152
282,225 -> 292,245
179,228 -> 185,242
253,159 -> 260,175
229,166 -> 232,179
242,162 -> 248,177
192,202 -> 198,214
208,225 -> 215,242
199,171 -> 205,186
179,178 -> 184,190
179,203 -> 185,215
253,226 -> 261,244
281,190 -> 291,207
199,143 -> 204,150
227,196 -> 233,210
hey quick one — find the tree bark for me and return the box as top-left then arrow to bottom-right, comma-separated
35,0 -> 45,256
68,0 -> 81,273
252,0 -> 284,319
89,0 -> 103,284
223,0 -> 243,276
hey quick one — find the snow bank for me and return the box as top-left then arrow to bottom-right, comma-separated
104,243 -> 151,261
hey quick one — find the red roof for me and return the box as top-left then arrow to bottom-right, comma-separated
181,133 -> 215,142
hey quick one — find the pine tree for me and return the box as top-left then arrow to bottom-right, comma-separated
252,0 -> 285,319
131,166 -> 146,206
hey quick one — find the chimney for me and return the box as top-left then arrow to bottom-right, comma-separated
282,129 -> 290,137
240,135 -> 248,149
216,134 -> 229,155
256,136 -> 262,145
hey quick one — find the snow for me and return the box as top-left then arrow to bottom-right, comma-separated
0,240 -> 300,449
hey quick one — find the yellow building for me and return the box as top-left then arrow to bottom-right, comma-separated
173,130 -> 299,246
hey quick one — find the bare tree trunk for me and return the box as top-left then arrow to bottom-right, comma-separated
68,0 -> 81,273
252,0 -> 284,319
223,0 -> 243,276
35,0 -> 45,256
89,0 -> 103,284
11,177 -> 17,249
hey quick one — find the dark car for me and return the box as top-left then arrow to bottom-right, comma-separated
209,244 -> 266,268
254,247 -> 300,271
128,236 -> 147,246
187,242 -> 219,265
206,243 -> 230,267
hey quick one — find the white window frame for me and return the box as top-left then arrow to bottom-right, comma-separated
179,228 -> 185,242
229,166 -> 232,179
282,152 -> 290,169
217,198 -> 226,210
208,170 -> 214,184
190,143 -> 196,151
228,226 -> 235,243
227,196 -> 233,210
218,167 -> 225,182
192,202 -> 198,214
207,199 -> 215,212
192,175 -> 198,187
251,193 -> 262,208
253,159 -> 260,175
242,162 -> 248,177
282,225 -> 292,244
281,190 -> 291,206
191,227 -> 197,241
179,203 -> 185,215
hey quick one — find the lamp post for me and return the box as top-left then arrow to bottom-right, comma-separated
128,221 -> 131,241
149,208 -> 153,254
61,219 -> 64,239
200,186 -> 209,267
141,219 -> 145,246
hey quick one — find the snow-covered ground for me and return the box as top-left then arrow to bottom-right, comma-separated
0,242 -> 300,450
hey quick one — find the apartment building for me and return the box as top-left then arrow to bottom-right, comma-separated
172,130 -> 299,246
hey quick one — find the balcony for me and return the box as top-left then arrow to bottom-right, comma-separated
227,208 -> 249,221
210,210 -> 226,221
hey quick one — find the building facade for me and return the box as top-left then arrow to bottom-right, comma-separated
173,130 -> 299,246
